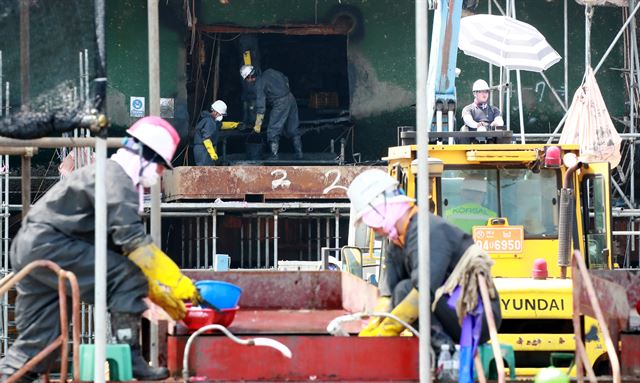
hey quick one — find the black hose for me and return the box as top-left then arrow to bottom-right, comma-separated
0,108 -> 94,139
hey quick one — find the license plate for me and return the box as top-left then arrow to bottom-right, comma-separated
472,226 -> 524,254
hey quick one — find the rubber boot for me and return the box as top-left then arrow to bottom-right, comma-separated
292,136 -> 303,160
110,312 -> 169,380
269,141 -> 279,160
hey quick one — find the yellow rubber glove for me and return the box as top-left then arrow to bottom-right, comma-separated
128,243 -> 200,320
203,139 -> 218,161
254,113 -> 264,134
221,121 -> 240,130
369,288 -> 419,337
358,296 -> 392,337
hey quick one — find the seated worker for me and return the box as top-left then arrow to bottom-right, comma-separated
347,169 -> 501,351
193,100 -> 227,165
460,79 -> 504,140
444,174 -> 497,234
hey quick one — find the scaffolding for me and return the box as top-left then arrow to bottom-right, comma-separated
2,0 -> 640,370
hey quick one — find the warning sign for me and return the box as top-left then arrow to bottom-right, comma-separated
473,226 -> 524,254
130,97 -> 145,117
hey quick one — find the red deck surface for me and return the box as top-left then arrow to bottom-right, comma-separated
168,335 -> 419,382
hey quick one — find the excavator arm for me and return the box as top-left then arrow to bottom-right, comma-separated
427,0 -> 477,132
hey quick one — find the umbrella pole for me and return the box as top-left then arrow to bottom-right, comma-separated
516,70 -> 525,143
498,67 -> 504,114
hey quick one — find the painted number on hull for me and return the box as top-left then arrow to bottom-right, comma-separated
271,169 -> 291,189
473,226 -> 524,254
323,169 -> 348,194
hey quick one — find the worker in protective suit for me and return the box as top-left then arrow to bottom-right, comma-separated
461,79 -> 504,132
193,99 -> 227,165
347,169 -> 501,350
240,65 -> 303,160
0,116 -> 201,382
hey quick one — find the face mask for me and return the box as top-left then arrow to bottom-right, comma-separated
361,201 -> 414,241
216,115 -> 223,122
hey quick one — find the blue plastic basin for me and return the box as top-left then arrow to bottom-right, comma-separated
195,280 -> 243,309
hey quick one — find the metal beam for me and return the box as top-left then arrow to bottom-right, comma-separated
0,137 -> 122,148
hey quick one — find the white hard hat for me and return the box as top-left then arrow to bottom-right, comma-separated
126,116 -> 180,169
347,169 -> 414,221
472,79 -> 490,92
211,100 -> 227,115
240,65 -> 256,80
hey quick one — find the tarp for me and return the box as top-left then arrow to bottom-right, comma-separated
559,68 -> 621,168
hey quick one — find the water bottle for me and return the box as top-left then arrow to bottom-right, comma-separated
437,344 -> 455,382
451,344 -> 460,382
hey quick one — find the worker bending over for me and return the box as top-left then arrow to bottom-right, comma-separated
347,169 -> 501,350
240,65 -> 303,160
461,79 -> 504,132
193,99 -> 227,165
0,117 -> 201,382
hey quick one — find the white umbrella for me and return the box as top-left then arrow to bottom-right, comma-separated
459,15 -> 561,72
559,68 -> 622,167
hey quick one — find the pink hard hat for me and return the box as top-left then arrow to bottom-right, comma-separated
126,116 -> 180,169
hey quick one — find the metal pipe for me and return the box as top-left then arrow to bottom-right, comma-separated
564,0 -> 569,108
4,82 -> 9,116
20,154 -> 31,215
0,50 -> 3,116
540,72 -> 567,112
0,137 -> 122,148
148,0 -> 160,116
334,210 -> 340,250
630,0 -> 637,209
84,48 -> 89,107
307,220 -> 311,261
316,218 -> 321,261
594,1 -> 640,75
0,147 -> 38,156
196,217 -> 201,268
240,222 -> 244,268
79,52 -> 84,105
416,0 -> 431,380
204,216 -> 209,269
148,16 -> 162,375
93,132 -> 107,382
181,218 -> 185,267
274,212 -> 279,269
248,219 -> 252,268
265,216 -> 270,268
149,202 -> 352,210
325,217 -> 330,249
212,210 -> 217,267
2,153 -> 7,354
516,70 -> 525,143
257,217 -> 261,268
506,69 -> 511,131
20,0 -> 29,108
612,179 -> 634,209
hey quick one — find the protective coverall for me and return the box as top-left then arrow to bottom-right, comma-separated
461,102 -> 502,130
377,212 -> 502,346
255,69 -> 302,157
0,160 -> 157,377
193,110 -> 221,165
